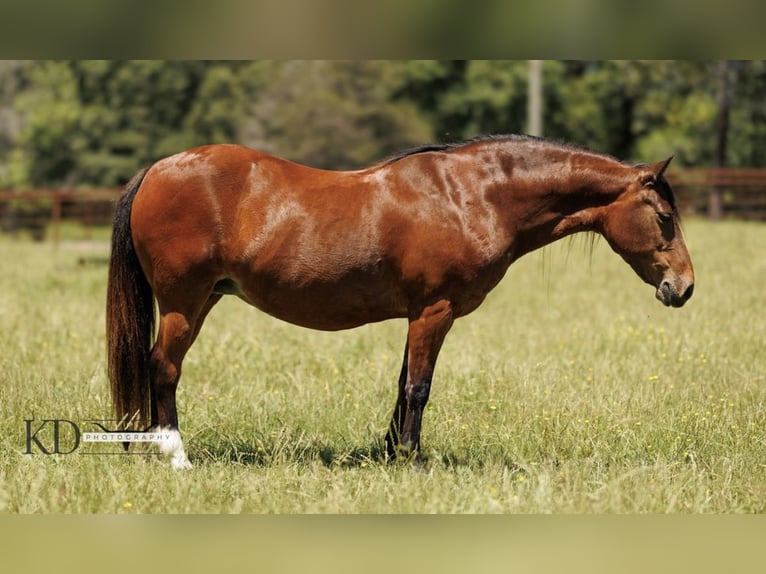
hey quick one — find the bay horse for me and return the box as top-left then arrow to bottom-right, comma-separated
106,135 -> 694,469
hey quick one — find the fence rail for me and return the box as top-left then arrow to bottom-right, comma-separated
669,168 -> 766,220
1,168 -> 765,244
0,188 -> 120,244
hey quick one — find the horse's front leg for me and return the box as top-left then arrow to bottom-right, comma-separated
387,299 -> 454,461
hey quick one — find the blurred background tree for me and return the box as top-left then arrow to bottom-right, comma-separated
0,60 -> 765,189
242,61 -> 431,169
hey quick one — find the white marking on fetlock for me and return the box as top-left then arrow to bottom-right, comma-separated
153,427 -> 192,469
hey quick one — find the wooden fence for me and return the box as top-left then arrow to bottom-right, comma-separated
669,168 -> 766,220
0,188 -> 119,244
0,168 -> 765,244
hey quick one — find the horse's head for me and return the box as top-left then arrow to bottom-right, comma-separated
600,157 -> 694,308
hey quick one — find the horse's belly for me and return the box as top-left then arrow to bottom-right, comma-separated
230,270 -> 409,331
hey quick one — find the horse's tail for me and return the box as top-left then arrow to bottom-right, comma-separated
106,167 -> 154,428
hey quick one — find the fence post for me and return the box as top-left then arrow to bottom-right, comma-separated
708,175 -> 723,221
711,60 -> 733,221
84,196 -> 93,240
51,190 -> 62,248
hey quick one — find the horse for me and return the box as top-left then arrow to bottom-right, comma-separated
106,135 -> 694,469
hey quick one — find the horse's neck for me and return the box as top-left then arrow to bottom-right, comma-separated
495,151 -> 631,260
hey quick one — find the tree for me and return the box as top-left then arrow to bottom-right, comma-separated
185,64 -> 251,145
391,60 -> 468,140
729,60 -> 766,168
4,60 -> 766,189
6,61 -> 260,188
7,61 -> 82,187
244,61 -> 432,169
0,61 -> 25,188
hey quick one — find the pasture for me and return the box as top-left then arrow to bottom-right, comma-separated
1,218 -> 764,513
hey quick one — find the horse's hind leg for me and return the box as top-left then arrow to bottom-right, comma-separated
150,291 -> 220,469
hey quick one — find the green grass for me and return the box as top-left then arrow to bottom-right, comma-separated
1,219 -> 765,513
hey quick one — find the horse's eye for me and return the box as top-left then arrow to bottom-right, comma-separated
657,211 -> 672,223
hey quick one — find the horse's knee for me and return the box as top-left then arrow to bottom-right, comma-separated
150,319 -> 191,386
150,349 -> 180,390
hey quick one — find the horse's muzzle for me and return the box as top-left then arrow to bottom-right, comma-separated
656,278 -> 694,308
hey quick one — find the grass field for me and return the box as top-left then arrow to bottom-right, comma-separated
1,219 -> 764,513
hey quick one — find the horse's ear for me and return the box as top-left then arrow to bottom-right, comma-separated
640,156 -> 673,187
652,156 -> 673,178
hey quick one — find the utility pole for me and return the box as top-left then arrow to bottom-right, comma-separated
711,60 -> 732,221
527,60 -> 543,137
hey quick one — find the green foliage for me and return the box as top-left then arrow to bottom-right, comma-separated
544,61 -> 716,164
729,60 -> 766,167
5,61 -> 260,187
549,61 -> 643,156
245,61 -> 432,169
186,64 -> 249,145
8,62 -> 81,187
2,60 -> 766,188
438,61 -> 529,138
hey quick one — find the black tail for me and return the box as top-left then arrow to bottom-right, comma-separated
106,168 -> 154,428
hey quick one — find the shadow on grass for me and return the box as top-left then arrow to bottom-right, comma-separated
187,427 -> 388,469
185,426 -> 527,473
438,452 -> 528,475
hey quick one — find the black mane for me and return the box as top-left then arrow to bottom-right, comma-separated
377,134 -> 615,167
377,135 -> 677,209
379,141 -> 466,165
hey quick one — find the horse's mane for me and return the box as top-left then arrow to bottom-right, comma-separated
376,134 -> 678,210
377,134 -> 618,166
